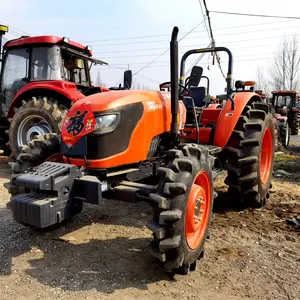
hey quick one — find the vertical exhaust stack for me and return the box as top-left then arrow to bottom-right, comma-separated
0,25 -> 8,62
170,26 -> 179,144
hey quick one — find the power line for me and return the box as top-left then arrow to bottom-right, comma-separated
182,0 -> 211,76
133,20 -> 206,76
0,21 -> 30,36
211,11 -> 300,20
84,19 -> 290,45
199,0 -> 210,42
203,0 -> 226,79
100,54 -> 298,70
113,20 -> 206,86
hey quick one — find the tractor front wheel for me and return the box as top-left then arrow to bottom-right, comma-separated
4,133 -> 61,202
7,97 -> 68,158
147,144 -> 216,274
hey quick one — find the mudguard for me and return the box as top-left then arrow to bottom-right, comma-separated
7,81 -> 85,118
214,92 -> 261,148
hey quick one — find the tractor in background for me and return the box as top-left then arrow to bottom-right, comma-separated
271,90 -> 300,136
254,89 -> 287,148
0,25 -> 110,158
5,26 -> 275,275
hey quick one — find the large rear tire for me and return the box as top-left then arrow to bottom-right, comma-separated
291,112 -> 300,135
146,144 -> 216,274
7,97 -> 68,158
224,102 -> 275,208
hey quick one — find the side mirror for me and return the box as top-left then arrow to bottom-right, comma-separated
123,70 -> 132,89
188,66 -> 203,87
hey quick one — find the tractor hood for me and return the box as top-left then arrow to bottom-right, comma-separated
82,90 -> 168,112
61,90 -> 173,147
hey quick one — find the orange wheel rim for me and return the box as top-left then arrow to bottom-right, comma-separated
260,128 -> 273,184
185,171 -> 211,249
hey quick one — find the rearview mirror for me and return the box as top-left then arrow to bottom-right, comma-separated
123,70 -> 132,89
188,66 -> 203,87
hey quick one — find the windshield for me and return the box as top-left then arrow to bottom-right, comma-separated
0,48 -> 29,107
61,49 -> 89,86
274,95 -> 293,107
31,45 -> 63,81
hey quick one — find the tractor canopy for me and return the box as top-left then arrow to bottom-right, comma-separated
0,35 -> 108,110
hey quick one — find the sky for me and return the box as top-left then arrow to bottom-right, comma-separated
1,0 -> 300,95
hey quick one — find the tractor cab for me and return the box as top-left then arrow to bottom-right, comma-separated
271,90 -> 297,113
0,35 -> 108,112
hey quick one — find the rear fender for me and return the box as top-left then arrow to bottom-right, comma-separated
214,92 -> 261,148
7,81 -> 85,118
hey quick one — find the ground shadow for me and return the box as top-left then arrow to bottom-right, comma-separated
24,236 -> 171,293
0,203 -> 173,293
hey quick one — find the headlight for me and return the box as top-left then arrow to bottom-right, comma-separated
94,114 -> 120,134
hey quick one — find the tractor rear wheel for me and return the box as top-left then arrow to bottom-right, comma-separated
291,112 -> 300,135
225,102 -> 275,208
4,133 -> 61,205
147,144 -> 216,274
7,97 -> 68,158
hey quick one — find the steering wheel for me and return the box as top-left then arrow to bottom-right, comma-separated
159,81 -> 190,96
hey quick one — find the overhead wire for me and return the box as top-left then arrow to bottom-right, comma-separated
203,0 -> 226,79
83,19 -> 291,44
183,0 -> 211,76
114,20 -> 207,86
210,11 -> 300,20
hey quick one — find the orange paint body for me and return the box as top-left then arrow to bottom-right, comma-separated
64,90 -> 186,168
63,89 -> 259,168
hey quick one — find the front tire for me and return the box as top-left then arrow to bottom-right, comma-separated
225,102 -> 275,208
147,144 -> 216,274
4,133 -> 60,201
8,97 -> 68,158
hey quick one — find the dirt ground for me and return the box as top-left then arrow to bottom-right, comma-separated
0,138 -> 299,300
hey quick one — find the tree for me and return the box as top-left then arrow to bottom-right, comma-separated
95,70 -> 106,87
254,66 -> 270,95
269,35 -> 300,91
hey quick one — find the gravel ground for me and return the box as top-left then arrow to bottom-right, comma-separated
0,145 -> 299,300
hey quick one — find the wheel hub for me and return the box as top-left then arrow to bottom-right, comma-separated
185,172 -> 211,249
26,124 -> 51,144
17,115 -> 52,147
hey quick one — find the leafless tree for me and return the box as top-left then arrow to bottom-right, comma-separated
254,66 -> 270,94
95,70 -> 106,87
269,35 -> 300,90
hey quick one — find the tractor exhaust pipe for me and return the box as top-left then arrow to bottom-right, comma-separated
0,25 -> 8,62
170,26 -> 179,144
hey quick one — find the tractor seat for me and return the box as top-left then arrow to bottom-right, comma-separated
188,86 -> 207,107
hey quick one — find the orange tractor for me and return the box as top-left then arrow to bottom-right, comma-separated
6,27 -> 275,275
